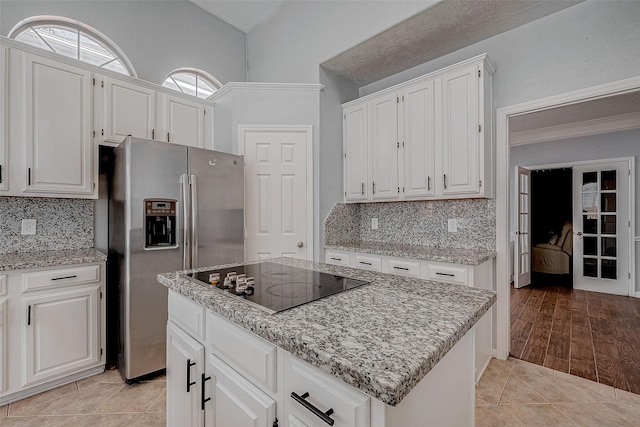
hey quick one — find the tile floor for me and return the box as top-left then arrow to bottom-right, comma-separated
0,368 -> 165,426
4,358 -> 640,426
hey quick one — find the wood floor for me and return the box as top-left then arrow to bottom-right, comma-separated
511,276 -> 640,394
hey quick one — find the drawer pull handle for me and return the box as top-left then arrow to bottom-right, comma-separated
201,373 -> 211,410
359,261 -> 372,266
394,266 -> 409,271
51,275 -> 77,281
330,257 -> 342,261
186,359 -> 196,393
436,272 -> 455,277
28,305 -> 32,326
291,391 -> 335,426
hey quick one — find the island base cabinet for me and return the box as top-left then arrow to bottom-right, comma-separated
167,320 -> 205,427
371,330 -> 474,427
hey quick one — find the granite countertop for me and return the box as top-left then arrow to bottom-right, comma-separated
325,241 -> 496,265
158,257 -> 496,406
0,248 -> 107,271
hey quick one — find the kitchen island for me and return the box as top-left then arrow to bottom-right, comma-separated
158,257 -> 496,427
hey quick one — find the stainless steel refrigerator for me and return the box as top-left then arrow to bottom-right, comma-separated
109,137 -> 244,382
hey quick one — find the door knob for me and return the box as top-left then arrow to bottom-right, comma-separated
297,241 -> 304,248
576,231 -> 583,238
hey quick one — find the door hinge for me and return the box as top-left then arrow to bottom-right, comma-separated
203,109 -> 206,115
344,152 -> 346,158
344,191 -> 347,197
93,130 -> 95,137
478,125 -> 482,132
479,180 -> 482,188
101,129 -> 104,136
93,182 -> 96,190
397,96 -> 399,103
92,78 -> 95,86
397,187 -> 400,194
478,69 -> 481,78
397,142 -> 400,148
101,80 -> 104,88
100,348 -> 103,356
100,291 -> 103,299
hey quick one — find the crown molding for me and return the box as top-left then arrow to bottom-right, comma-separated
509,112 -> 640,146
211,82 -> 325,101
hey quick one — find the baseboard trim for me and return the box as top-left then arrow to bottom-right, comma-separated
635,292 -> 640,299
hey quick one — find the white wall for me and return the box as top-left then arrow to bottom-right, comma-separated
510,128 -> 640,292
246,1 -> 434,83
0,0 -> 246,85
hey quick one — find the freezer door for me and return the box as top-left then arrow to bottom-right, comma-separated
188,148 -> 245,269
126,138 -> 187,380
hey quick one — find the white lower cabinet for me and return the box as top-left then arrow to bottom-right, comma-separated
0,262 -> 106,406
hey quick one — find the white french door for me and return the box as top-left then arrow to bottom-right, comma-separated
514,167 -> 532,288
573,161 -> 631,295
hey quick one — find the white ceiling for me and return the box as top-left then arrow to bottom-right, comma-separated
189,0 -> 286,33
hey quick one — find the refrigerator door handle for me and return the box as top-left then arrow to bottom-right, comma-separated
190,174 -> 198,269
182,174 -> 191,270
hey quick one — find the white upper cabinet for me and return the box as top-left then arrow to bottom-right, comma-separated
441,64 -> 479,196
21,53 -> 95,197
344,103 -> 368,201
0,45 -> 8,192
158,93 -> 206,148
369,93 -> 398,200
98,76 -> 156,145
400,79 -> 436,198
343,54 -> 494,203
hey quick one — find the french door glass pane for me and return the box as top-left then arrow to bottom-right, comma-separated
520,174 -> 529,192
520,213 -> 528,232
584,216 -> 598,234
601,259 -> 617,280
583,193 -> 598,214
601,237 -> 617,257
601,170 -> 616,190
584,258 -> 598,277
583,172 -> 597,190
584,237 -> 597,256
601,215 -> 616,234
601,193 -> 616,212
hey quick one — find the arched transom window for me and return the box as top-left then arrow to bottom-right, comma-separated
9,16 -> 136,77
162,68 -> 222,100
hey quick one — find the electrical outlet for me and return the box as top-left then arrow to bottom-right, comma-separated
447,219 -> 458,233
371,218 -> 379,230
22,219 -> 36,235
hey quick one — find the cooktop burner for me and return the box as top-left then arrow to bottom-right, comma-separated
183,262 -> 370,314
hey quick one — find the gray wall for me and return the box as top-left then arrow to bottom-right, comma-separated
510,128 -> 640,292
0,0 -> 246,85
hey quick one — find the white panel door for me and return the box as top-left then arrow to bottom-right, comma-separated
400,80 -> 436,198
242,127 -> 311,262
101,76 -> 156,144
369,93 -> 398,200
161,93 -> 204,148
343,104 -> 368,201
207,354 -> 276,427
0,45 -> 7,192
22,53 -> 94,196
23,286 -> 100,386
573,161 -> 631,295
441,64 -> 479,196
515,167 -> 532,288
167,321 -> 204,427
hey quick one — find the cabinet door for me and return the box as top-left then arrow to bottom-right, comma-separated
160,93 -> 205,148
369,93 -> 398,200
401,80 -> 435,198
343,104 -> 368,202
100,76 -> 156,144
207,353 -> 276,427
23,286 -> 100,386
0,297 -> 6,392
22,53 -> 94,196
0,45 -> 7,192
441,64 -> 479,196
167,321 -> 204,427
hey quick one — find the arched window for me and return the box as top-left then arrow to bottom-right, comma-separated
162,68 -> 222,100
9,16 -> 136,77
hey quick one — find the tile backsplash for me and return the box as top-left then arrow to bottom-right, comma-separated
325,199 -> 496,251
0,197 -> 94,254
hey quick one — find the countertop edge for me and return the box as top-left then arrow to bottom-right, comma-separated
0,248 -> 107,272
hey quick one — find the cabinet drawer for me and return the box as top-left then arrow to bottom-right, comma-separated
206,311 -> 277,393
387,258 -> 421,278
168,290 -> 206,342
325,250 -> 350,267
22,264 -> 101,292
427,263 -> 469,285
351,254 -> 382,272
285,355 -> 370,427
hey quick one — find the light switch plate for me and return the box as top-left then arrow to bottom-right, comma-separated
447,219 -> 458,233
371,218 -> 379,230
22,219 -> 36,235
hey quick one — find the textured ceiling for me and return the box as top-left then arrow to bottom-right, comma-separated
189,0 -> 285,33
322,0 -> 585,86
509,91 -> 640,134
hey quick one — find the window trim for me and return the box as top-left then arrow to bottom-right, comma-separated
9,15 -> 137,77
163,68 -> 222,100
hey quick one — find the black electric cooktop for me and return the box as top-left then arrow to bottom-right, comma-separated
184,262 -> 370,314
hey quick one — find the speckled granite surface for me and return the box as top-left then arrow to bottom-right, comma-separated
325,242 -> 495,265
0,197 -> 94,254
158,257 -> 496,406
0,248 -> 107,271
